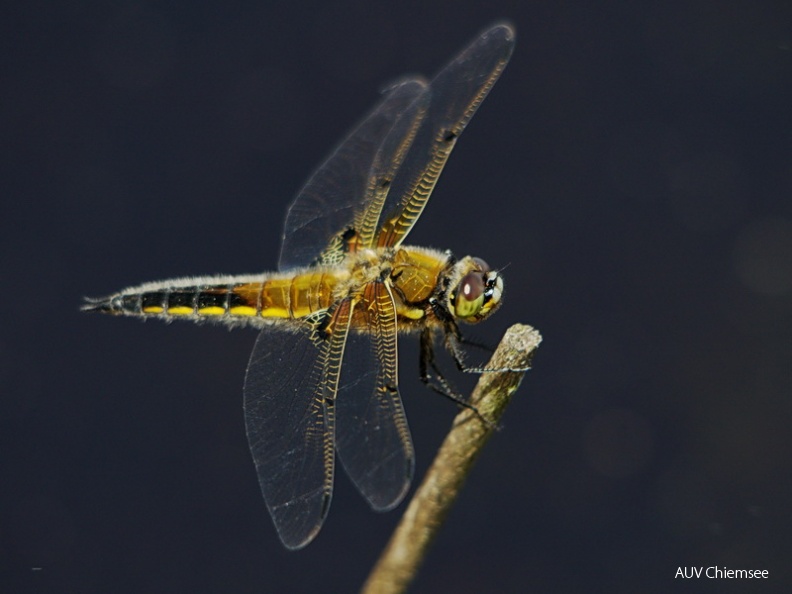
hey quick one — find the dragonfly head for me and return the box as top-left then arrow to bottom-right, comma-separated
448,256 -> 503,323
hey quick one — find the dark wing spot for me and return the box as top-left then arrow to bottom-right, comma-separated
313,310 -> 333,341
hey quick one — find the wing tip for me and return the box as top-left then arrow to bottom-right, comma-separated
484,21 -> 516,43
380,75 -> 429,96
270,489 -> 334,551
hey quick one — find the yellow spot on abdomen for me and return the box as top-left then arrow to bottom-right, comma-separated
142,306 -> 164,314
259,307 -> 289,318
229,306 -> 257,316
197,306 -> 226,316
167,306 -> 194,315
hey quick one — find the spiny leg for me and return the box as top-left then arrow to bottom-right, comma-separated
445,330 -> 532,375
459,335 -> 495,354
419,328 -> 467,404
419,329 -> 494,428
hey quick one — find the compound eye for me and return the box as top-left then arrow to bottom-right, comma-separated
472,257 -> 490,272
453,272 -> 485,318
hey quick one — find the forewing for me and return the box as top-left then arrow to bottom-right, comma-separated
243,300 -> 352,550
278,79 -> 429,271
375,23 -> 515,247
335,281 -> 414,511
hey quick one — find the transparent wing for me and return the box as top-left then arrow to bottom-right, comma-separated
243,300 -> 352,550
278,79 -> 429,271
336,281 -> 414,511
375,23 -> 515,248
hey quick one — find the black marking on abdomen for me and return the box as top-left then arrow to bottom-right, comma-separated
167,290 -> 196,310
197,290 -> 227,310
141,292 -> 167,311
227,290 -> 251,309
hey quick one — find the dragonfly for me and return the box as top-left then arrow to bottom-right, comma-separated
84,23 -> 515,550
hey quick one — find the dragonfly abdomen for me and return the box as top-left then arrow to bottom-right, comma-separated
83,272 -> 341,323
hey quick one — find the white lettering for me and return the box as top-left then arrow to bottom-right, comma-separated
704,566 -> 769,578
675,567 -> 703,578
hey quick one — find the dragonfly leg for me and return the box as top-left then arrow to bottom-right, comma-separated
446,329 -> 532,375
459,335 -> 495,354
419,329 -> 495,429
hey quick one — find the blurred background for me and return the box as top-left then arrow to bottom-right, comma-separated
2,1 -> 791,592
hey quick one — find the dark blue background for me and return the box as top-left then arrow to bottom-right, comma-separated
2,1 -> 791,592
